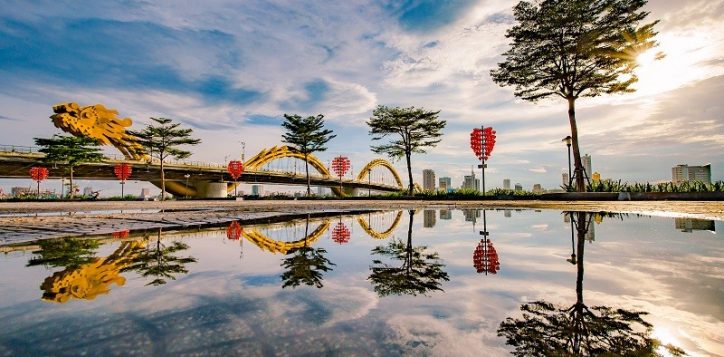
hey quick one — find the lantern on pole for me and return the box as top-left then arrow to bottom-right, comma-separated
113,163 -> 132,198
331,156 -> 351,195
470,126 -> 496,195
331,221 -> 351,245
227,160 -> 244,197
473,238 -> 500,275
226,221 -> 243,240
29,166 -> 49,198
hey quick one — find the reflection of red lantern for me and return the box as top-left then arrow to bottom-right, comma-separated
227,161 -> 244,197
226,221 -> 243,240
29,166 -> 49,197
114,163 -> 132,197
331,156 -> 351,178
473,238 -> 500,275
331,222 -> 351,245
112,230 -> 129,239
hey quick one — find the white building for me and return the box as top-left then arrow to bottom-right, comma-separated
582,154 -> 592,179
503,179 -> 511,190
422,169 -> 436,191
672,164 -> 711,183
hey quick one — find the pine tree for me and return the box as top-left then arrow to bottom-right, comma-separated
34,135 -> 104,198
281,114 -> 336,196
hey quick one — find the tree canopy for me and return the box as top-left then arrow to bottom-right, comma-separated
367,106 -> 445,195
281,114 -> 336,196
129,117 -> 201,200
34,134 -> 104,198
490,0 -> 658,191
122,230 -> 197,286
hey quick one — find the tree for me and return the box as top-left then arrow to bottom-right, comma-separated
34,135 -> 104,198
129,117 -> 201,200
367,106 -> 445,195
27,238 -> 100,269
281,114 -> 336,196
368,210 -> 449,296
280,216 -> 335,288
122,228 -> 197,286
497,212 -> 685,356
491,0 -> 658,191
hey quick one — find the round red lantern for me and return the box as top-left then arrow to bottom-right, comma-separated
473,238 -> 500,275
114,163 -> 132,198
29,166 -> 49,198
331,156 -> 350,177
331,222 -> 351,245
227,160 -> 244,197
226,221 -> 243,240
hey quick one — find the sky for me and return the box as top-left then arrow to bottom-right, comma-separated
1,0 -> 723,195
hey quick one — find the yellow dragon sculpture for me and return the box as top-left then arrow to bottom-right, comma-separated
50,102 -> 146,160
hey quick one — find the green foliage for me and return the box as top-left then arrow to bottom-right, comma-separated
367,105 -> 446,195
281,114 -> 336,196
129,117 -> 201,200
122,233 -> 197,286
280,246 -> 335,289
588,179 -> 724,193
34,134 -> 104,198
27,238 -> 101,269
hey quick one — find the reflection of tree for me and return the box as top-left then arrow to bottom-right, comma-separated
122,228 -> 196,286
498,212 -> 685,356
27,238 -> 100,269
280,216 -> 335,288
368,210 -> 449,296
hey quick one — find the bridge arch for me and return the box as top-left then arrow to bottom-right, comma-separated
356,159 -> 404,190
357,211 -> 404,240
242,220 -> 331,254
244,145 -> 331,176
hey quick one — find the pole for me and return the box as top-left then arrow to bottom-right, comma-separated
481,125 -> 486,196
567,143 -> 572,190
368,167 -> 371,197
121,181 -> 125,198
37,181 -> 40,198
234,180 -> 238,197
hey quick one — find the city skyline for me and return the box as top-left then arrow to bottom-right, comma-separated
1,1 -> 723,195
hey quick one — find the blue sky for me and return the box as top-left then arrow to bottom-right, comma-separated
1,0 -> 723,195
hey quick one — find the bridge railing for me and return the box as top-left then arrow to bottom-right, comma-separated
0,145 -> 38,154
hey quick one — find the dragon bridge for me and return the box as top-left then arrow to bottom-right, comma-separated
242,220 -> 331,254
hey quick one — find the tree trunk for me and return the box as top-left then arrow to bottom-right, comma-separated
575,211 -> 586,306
405,152 -> 414,196
304,153 -> 311,196
160,160 -> 166,201
69,166 -> 74,199
406,209 -> 414,275
567,97 -> 585,192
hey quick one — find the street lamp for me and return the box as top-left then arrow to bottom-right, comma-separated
562,136 -> 572,190
184,173 -> 191,198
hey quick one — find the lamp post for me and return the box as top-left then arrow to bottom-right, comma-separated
562,136 -> 572,190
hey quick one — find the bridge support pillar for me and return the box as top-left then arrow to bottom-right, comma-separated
193,181 -> 228,198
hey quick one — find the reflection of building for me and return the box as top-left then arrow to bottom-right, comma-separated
503,179 -> 510,190
423,169 -> 436,191
423,210 -> 436,228
582,154 -> 592,178
585,223 -> 595,242
504,210 -> 511,218
462,170 -> 480,191
439,210 -> 452,220
675,218 -> 716,233
251,185 -> 264,196
532,184 -> 542,193
672,164 -> 711,183
439,177 -> 452,192
463,209 -> 481,223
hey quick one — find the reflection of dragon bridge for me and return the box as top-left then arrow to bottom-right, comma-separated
243,211 -> 405,253
40,240 -> 144,303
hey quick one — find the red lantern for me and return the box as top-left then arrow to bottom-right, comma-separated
112,229 -> 129,239
227,160 -> 244,197
331,156 -> 351,178
114,163 -> 132,198
473,238 -> 500,275
226,221 -> 243,240
331,222 -> 351,245
29,166 -> 49,197
470,128 -> 483,159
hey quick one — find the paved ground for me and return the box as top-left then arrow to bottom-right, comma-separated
1,200 -> 722,246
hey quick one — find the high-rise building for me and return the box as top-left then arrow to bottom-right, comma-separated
424,210 -> 436,228
503,179 -> 511,190
439,177 -> 452,192
672,164 -> 711,183
422,169 -> 436,191
463,209 -> 481,222
532,184 -> 542,193
462,170 -> 479,191
514,183 -> 523,192
582,154 -> 592,179
251,185 -> 264,196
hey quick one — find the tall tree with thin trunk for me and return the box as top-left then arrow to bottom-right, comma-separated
491,0 -> 659,191
281,114 -> 336,196
367,106 -> 445,195
34,135 -> 104,199
129,118 -> 200,201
